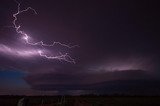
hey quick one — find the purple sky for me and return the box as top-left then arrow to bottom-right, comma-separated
0,0 -> 160,95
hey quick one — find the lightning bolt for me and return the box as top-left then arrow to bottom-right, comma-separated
10,0 -> 77,63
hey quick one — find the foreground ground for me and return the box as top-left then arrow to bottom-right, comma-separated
1,95 -> 160,106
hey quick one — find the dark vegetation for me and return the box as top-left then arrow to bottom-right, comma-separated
1,95 -> 160,106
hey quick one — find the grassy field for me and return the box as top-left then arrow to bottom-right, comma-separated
1,95 -> 160,106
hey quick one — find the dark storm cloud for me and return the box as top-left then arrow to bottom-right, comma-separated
25,69 -> 156,91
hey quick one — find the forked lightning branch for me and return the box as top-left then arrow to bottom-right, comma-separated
10,0 -> 77,63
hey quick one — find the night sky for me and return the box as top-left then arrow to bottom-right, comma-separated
0,0 -> 160,95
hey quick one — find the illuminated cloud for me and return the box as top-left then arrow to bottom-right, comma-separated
0,44 -> 40,57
